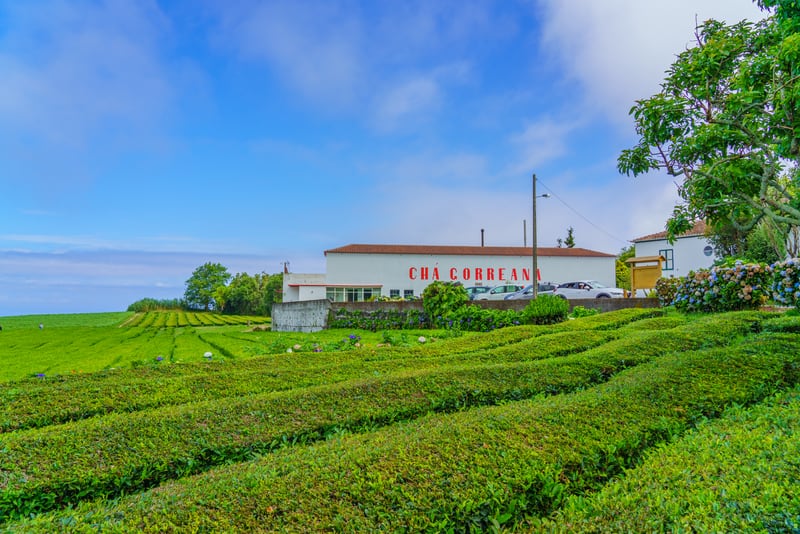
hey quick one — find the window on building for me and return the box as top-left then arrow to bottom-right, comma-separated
659,249 -> 674,271
404,289 -> 414,299
327,287 -> 381,302
390,289 -> 400,298
326,287 -> 345,302
362,287 -> 380,301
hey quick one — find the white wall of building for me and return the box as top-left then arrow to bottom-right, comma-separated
325,252 -> 616,298
635,236 -> 716,278
283,273 -> 327,302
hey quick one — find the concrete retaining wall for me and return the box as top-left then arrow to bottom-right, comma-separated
272,299 -> 331,333
272,297 -> 661,332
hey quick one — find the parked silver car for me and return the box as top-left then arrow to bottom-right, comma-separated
473,283 -> 524,300
553,280 -> 624,299
504,282 -> 559,300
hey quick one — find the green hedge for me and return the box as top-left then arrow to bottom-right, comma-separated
543,381 -> 800,532
9,329 -> 800,532
0,312 -> 767,523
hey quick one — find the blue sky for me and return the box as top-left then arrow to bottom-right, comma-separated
0,0 -> 766,316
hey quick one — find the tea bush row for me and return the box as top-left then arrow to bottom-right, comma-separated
543,383 -> 800,532
0,313 -> 760,521
12,330 -> 800,532
0,309 -> 662,432
122,312 -> 268,328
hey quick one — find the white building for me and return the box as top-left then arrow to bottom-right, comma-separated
632,221 -> 717,278
283,244 -> 617,302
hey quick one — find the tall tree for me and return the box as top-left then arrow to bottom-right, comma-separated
184,262 -> 231,311
618,3 -> 800,242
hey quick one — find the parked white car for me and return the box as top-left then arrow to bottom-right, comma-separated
473,283 -> 524,300
553,280 -> 624,299
504,282 -> 559,300
464,286 -> 492,300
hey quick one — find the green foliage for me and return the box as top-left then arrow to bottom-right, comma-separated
546,382 -> 800,531
708,218 -> 786,264
184,262 -> 232,311
0,312 -> 130,329
421,281 -> 469,326
654,277 -> 681,306
673,262 -> 772,312
448,305 -> 524,331
569,305 -> 600,319
522,294 -> 570,324
127,297 -> 185,312
564,226 -> 576,248
615,246 -> 635,290
328,308 -> 428,330
9,318 -> 799,532
769,258 -> 800,308
0,312 -> 774,525
618,11 -> 800,241
215,272 -> 283,316
762,314 -> 800,333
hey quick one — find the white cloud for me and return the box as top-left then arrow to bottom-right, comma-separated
211,1 -> 491,125
506,117 -> 580,175
374,77 -> 442,129
536,0 -> 766,126
216,0 -> 364,109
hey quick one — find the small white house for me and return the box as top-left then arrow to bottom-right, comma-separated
632,221 -> 717,278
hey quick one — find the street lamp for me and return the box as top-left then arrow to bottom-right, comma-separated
531,173 -> 551,299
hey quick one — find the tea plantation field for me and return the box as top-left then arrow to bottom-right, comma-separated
1,309 -> 799,532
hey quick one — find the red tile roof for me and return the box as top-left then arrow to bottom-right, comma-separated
631,220 -> 708,243
324,244 -> 615,258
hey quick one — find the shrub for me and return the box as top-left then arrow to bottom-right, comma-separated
422,281 -> 470,327
522,294 -> 570,325
672,262 -> 771,312
770,258 -> 800,309
654,277 -> 681,306
448,305 -> 522,332
328,309 -> 427,330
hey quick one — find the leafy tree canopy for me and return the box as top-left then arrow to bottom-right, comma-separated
619,1 -> 800,242
184,262 -> 231,311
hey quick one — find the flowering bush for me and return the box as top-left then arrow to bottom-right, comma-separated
770,258 -> 800,309
672,261 -> 771,312
654,277 -> 681,307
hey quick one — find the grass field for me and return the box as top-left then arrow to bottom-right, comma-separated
0,308 -> 798,532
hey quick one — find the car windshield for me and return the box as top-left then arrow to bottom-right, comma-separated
587,280 -> 606,288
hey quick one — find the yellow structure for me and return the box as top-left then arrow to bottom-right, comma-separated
625,255 -> 665,296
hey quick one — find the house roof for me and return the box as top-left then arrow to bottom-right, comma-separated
324,244 -> 615,258
631,220 -> 708,243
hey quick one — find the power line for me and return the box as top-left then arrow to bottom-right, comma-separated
536,178 -> 630,246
